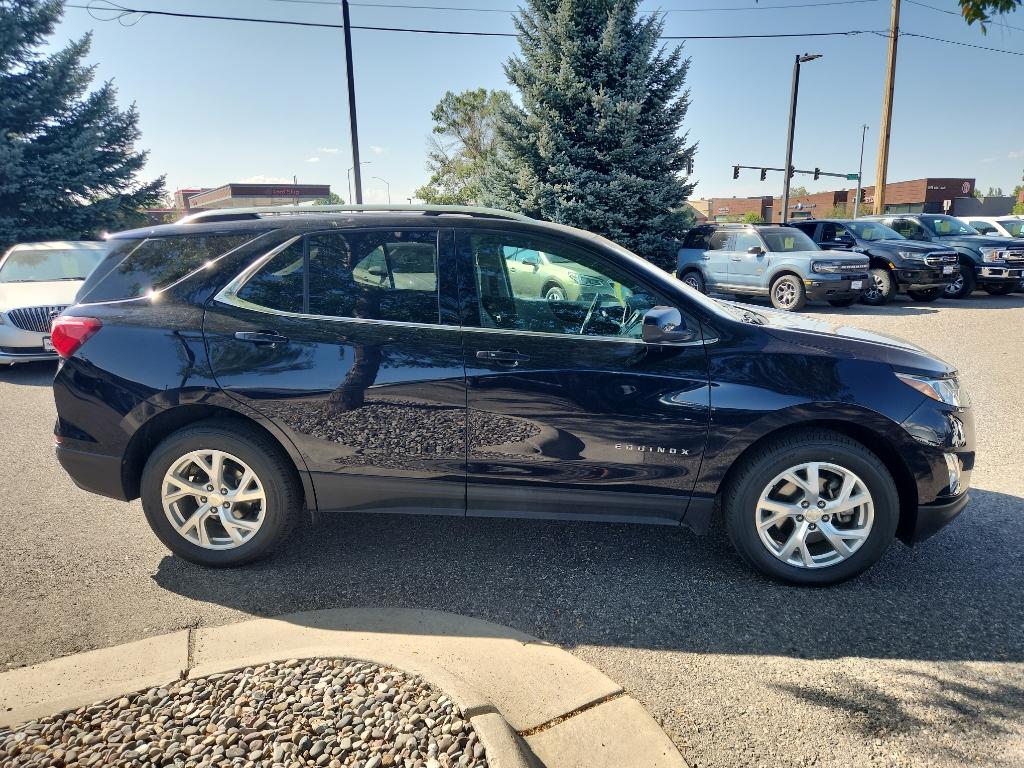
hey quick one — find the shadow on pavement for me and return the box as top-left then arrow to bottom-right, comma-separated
0,360 -> 56,387
152,487 -> 1024,666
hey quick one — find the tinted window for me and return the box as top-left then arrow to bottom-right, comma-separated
921,215 -> 977,236
79,234 -> 257,303
468,231 -> 663,339
683,229 -> 711,249
970,220 -> 997,234
998,219 -> 1024,236
237,230 -> 440,325
789,222 -> 817,238
889,218 -> 930,240
845,221 -> 904,241
708,231 -> 732,250
0,245 -> 107,283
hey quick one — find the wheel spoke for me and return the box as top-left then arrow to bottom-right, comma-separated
832,492 -> 870,515
783,470 -> 816,498
757,499 -> 796,529
177,503 -> 212,544
818,521 -> 868,559
778,521 -> 810,564
164,477 -> 208,503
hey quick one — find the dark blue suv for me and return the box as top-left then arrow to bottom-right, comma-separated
51,206 -> 974,585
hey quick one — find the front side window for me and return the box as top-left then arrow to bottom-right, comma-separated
969,220 -> 997,235
845,221 -> 904,241
733,230 -> 763,252
920,215 -> 977,236
236,229 -> 440,325
468,231 -> 663,339
997,219 -> 1024,237
889,218 -> 930,240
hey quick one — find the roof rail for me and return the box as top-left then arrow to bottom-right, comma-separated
177,203 -> 537,225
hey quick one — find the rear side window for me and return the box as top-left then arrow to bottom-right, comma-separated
78,233 -> 257,303
708,231 -> 732,250
683,229 -> 711,249
235,229 -> 440,325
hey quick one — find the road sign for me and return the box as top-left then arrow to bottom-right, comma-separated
846,173 -> 860,181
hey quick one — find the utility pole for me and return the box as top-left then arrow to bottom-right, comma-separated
854,124 -> 869,218
341,0 -> 363,204
873,0 -> 900,215
780,54 -> 821,224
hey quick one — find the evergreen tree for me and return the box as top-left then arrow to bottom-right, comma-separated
483,0 -> 696,271
0,0 -> 164,249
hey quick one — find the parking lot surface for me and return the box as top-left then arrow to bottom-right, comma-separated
1,293 -> 1022,768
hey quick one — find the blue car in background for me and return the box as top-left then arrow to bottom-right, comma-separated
677,223 -> 869,311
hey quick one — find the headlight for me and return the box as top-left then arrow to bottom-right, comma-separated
895,372 -> 969,407
569,272 -> 604,287
980,247 -> 1006,263
897,251 -> 927,262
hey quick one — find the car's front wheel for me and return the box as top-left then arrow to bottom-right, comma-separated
861,267 -> 894,306
769,274 -> 807,311
723,429 -> 899,585
140,420 -> 302,566
943,263 -> 976,299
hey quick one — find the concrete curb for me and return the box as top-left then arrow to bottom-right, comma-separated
0,608 -> 686,768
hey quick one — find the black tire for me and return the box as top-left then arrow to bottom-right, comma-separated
906,288 -> 942,302
983,283 -> 1015,296
723,429 -> 899,585
769,274 -> 807,311
943,263 -> 976,299
860,267 -> 894,306
679,270 -> 706,294
543,282 -> 567,302
828,298 -> 856,308
140,419 -> 302,567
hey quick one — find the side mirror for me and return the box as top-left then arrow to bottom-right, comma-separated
834,236 -> 856,247
367,265 -> 387,277
642,306 -> 696,345
747,246 -> 765,256
521,256 -> 538,268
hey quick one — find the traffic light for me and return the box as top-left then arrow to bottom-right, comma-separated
733,165 -> 740,180
760,168 -> 767,181
788,165 -> 796,178
685,156 -> 694,175
813,167 -> 821,181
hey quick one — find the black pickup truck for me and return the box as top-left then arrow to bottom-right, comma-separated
791,218 -> 957,305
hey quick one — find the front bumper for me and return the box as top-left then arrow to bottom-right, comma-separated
910,492 -> 970,544
895,266 -> 955,291
804,273 -> 869,302
0,323 -> 55,364
977,265 -> 1024,283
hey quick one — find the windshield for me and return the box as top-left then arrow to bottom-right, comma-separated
997,219 -> 1024,237
921,215 -> 978,236
759,227 -> 819,253
0,246 -> 107,283
845,221 -> 904,241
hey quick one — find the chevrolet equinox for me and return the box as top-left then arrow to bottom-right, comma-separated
51,206 -> 974,585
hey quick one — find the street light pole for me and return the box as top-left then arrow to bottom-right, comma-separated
341,0 -> 364,204
780,53 -> 821,224
347,162 -> 370,204
371,176 -> 391,204
853,123 -> 869,218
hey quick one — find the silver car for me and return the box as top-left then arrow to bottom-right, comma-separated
0,241 -> 109,365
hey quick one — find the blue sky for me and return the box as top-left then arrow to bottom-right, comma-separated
51,0 -> 1024,205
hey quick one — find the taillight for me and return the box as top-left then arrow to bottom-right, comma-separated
50,316 -> 102,358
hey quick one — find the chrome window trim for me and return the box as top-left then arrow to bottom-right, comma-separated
216,236 -> 714,348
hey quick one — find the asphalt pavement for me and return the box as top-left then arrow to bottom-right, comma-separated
1,292 -> 1021,768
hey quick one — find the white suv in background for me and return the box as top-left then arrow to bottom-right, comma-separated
0,241 -> 109,365
958,216 -> 1024,238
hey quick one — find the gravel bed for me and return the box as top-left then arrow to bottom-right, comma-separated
0,659 -> 488,768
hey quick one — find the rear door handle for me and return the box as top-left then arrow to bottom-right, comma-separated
234,331 -> 290,347
476,349 -> 530,365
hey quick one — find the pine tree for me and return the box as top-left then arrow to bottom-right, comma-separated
0,0 -> 164,249
483,0 -> 695,271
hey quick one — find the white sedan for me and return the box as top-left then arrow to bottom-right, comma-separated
958,216 -> 1024,238
0,241 -> 109,365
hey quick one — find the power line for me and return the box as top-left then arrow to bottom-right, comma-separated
227,0 -> 881,11
904,0 -> 1024,34
65,1 -> 1024,54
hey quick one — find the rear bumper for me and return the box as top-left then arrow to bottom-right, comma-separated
55,444 -> 129,501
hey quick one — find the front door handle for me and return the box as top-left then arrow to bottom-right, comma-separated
234,331 -> 290,347
476,349 -> 530,365
729,256 -> 743,262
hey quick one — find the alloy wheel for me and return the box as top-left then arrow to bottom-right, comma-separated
545,286 -> 566,302
864,273 -> 884,301
945,270 -> 964,297
755,461 -> 874,569
161,449 -> 267,549
773,280 -> 798,308
683,274 -> 702,291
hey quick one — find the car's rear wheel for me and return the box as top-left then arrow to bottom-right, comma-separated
769,274 -> 807,311
723,429 -> 899,585
860,267 -> 894,306
680,270 -> 706,294
141,420 -> 302,566
943,264 -> 976,299
983,283 -> 1015,296
906,287 -> 942,302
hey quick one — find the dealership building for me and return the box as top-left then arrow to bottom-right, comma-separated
694,177 -> 1017,223
146,182 -> 334,222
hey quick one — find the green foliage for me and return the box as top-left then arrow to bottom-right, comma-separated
1013,201 -> 1024,215
415,88 -> 512,206
741,212 -> 764,224
482,0 -> 696,272
314,192 -> 345,205
959,0 -> 1022,29
790,186 -> 809,198
822,204 -> 851,218
0,0 -> 164,250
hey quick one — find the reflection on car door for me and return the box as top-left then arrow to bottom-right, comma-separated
729,229 -> 767,290
706,229 -> 733,288
204,228 -> 468,515
455,228 -> 711,524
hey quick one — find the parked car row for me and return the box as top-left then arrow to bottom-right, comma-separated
676,214 -> 1024,310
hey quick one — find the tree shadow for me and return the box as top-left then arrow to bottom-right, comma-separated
152,487 -> 1024,665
